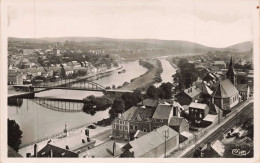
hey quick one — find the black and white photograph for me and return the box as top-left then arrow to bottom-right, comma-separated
0,0 -> 259,161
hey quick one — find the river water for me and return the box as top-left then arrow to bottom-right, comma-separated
8,60 -> 148,146
154,58 -> 176,87
8,59 -> 176,146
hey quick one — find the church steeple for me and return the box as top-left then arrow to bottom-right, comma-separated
226,55 -> 236,85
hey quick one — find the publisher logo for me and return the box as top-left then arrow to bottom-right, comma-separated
232,148 -> 250,156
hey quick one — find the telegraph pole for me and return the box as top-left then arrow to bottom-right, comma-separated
163,129 -> 169,158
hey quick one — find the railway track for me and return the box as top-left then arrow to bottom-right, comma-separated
181,102 -> 253,158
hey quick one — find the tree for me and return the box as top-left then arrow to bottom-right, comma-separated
109,98 -> 125,118
8,119 -> 23,152
159,82 -> 173,99
146,85 -> 158,99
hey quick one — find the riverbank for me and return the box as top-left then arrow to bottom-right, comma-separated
120,59 -> 162,90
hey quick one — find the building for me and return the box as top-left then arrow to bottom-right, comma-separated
226,56 -> 237,85
189,102 -> 209,124
211,79 -> 239,111
175,86 -> 202,105
121,125 -> 179,158
8,70 -> 23,85
247,70 -> 253,94
111,106 -> 154,141
82,141 -> 123,158
137,98 -> 159,109
213,61 -> 226,69
23,49 -> 35,55
152,104 -> 174,129
37,144 -> 78,158
169,116 -> 189,133
236,84 -> 250,100
48,131 -> 96,154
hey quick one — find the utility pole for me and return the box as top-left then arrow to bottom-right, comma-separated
163,129 -> 169,158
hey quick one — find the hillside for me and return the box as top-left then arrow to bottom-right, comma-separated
8,37 -> 252,59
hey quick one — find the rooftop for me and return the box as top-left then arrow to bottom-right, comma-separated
169,116 -> 188,126
189,102 -> 208,110
123,125 -> 178,157
84,141 -> 123,158
211,79 -> 239,98
152,104 -> 173,120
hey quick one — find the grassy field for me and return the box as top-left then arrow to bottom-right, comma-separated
120,59 -> 160,90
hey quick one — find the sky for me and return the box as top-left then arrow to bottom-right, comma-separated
7,0 -> 258,48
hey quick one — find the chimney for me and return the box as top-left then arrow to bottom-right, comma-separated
112,142 -> 116,156
26,153 -> 31,157
49,148 -> 53,157
132,151 -> 135,157
34,144 -> 38,157
66,145 -> 69,150
85,129 -> 89,137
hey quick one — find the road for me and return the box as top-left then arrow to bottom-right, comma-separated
180,101 -> 253,158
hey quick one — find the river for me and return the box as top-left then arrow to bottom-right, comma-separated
8,59 -> 176,146
8,60 -> 148,146
154,58 -> 176,87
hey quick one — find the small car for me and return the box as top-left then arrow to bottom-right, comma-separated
88,124 -> 96,129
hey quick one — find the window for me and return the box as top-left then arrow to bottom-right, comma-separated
124,126 -> 127,131
113,124 -> 116,129
119,120 -> 123,125
119,126 -> 123,131
199,113 -> 202,118
160,119 -> 163,122
130,125 -> 133,130
134,126 -> 138,130
124,121 -> 127,125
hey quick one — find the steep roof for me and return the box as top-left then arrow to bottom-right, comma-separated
137,98 -> 159,108
169,116 -> 187,126
49,132 -> 95,152
121,106 -> 154,122
37,144 -> 78,157
152,104 -> 172,120
212,79 -> 239,98
123,125 -> 178,157
189,102 -> 208,110
236,84 -> 249,92
183,86 -> 201,99
8,146 -> 23,157
84,141 -> 123,158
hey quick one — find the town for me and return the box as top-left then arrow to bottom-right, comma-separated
7,38 -> 254,158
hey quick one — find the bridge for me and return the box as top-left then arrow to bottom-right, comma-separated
33,98 -> 84,113
10,78 -> 133,98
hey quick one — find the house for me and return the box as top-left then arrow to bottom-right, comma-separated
189,102 -> 209,124
175,86 -> 202,105
169,116 -> 189,133
236,71 -> 247,84
121,125 -> 179,158
82,141 -> 123,158
133,130 -> 147,139
137,98 -> 159,109
37,144 -> 78,158
211,79 -> 239,111
48,131 -> 96,154
236,84 -> 250,100
64,66 -> 74,76
152,104 -> 174,129
111,106 -> 154,141
8,146 -> 23,157
8,70 -> 23,85
247,72 -> 253,94
23,49 -> 35,55
202,140 -> 225,158
213,61 -> 226,69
